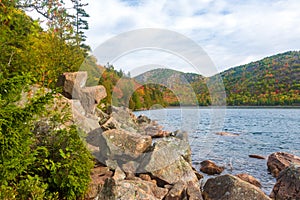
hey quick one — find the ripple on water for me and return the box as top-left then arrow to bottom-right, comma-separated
134,108 -> 300,195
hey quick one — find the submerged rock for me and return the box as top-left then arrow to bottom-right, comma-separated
249,154 -> 266,159
215,131 -> 239,137
270,164 -> 300,200
267,152 -> 300,177
203,174 -> 271,200
200,160 -> 224,175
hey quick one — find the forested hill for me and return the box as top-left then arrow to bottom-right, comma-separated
134,51 -> 300,107
135,68 -> 208,106
220,51 -> 300,105
135,68 -> 205,85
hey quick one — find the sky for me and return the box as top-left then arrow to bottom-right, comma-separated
31,0 -> 300,76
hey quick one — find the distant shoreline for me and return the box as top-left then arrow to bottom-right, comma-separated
134,105 -> 300,111
167,105 -> 300,109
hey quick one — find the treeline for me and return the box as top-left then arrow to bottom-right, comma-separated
0,1 -> 95,199
134,52 -> 300,108
98,64 -> 169,110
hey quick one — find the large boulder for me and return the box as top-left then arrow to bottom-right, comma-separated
137,137 -> 197,185
111,106 -> 139,132
186,181 -> 203,200
98,129 -> 152,167
200,160 -> 224,175
270,164 -> 300,200
267,152 -> 300,177
140,155 -> 198,185
56,71 -> 87,99
235,173 -> 262,188
137,115 -> 151,124
165,180 -> 203,200
138,137 -> 193,175
57,71 -> 107,114
98,178 -> 168,200
86,166 -> 113,199
79,85 -> 107,113
165,180 -> 186,200
203,174 -> 271,200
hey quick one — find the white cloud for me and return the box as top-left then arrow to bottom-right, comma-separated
84,0 -> 300,76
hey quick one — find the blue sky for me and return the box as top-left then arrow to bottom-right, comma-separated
50,0 -> 300,75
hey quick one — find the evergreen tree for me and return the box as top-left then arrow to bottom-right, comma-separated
71,0 -> 90,50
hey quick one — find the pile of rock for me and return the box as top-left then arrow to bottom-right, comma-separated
57,72 -> 202,199
55,72 -> 300,200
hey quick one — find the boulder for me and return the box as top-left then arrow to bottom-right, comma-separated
235,173 -> 262,188
122,161 -> 140,175
186,181 -> 203,200
267,152 -> 300,177
138,137 -> 192,175
137,114 -> 151,124
113,167 -> 126,181
111,106 -> 139,132
57,72 -> 107,114
172,130 -> 189,142
100,117 -> 120,131
56,71 -> 88,99
165,180 -> 186,200
79,85 -> 107,113
143,125 -> 171,138
86,166 -> 113,199
139,174 -> 152,182
192,167 -> 204,180
203,174 -> 271,200
200,160 -> 224,175
270,164 -> 300,200
98,129 -> 152,166
98,178 -> 168,200
141,156 -> 198,186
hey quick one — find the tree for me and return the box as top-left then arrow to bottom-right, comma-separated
19,0 -> 74,40
71,0 -> 90,50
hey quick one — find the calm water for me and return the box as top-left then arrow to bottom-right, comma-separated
134,108 -> 300,194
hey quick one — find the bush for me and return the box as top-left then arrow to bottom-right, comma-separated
0,74 -> 94,199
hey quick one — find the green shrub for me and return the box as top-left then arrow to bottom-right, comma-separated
0,74 -> 94,199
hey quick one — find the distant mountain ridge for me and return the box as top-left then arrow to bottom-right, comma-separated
134,51 -> 300,106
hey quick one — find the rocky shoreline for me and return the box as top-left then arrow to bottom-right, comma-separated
57,72 -> 300,200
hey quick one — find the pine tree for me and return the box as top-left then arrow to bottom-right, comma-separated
71,0 -> 90,50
